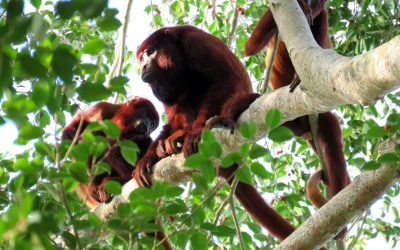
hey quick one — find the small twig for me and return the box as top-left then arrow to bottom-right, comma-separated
207,177 -> 239,242
106,0 -> 134,102
61,112 -> 86,162
211,0 -> 217,19
185,181 -> 193,201
0,8 -> 6,19
155,165 -> 246,248
227,0 -> 240,48
228,180 -> 245,250
54,113 -> 82,249
58,181 -> 83,249
155,179 -> 226,247
259,32 -> 279,94
347,211 -> 369,250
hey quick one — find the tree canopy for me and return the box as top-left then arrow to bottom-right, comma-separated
0,0 -> 400,249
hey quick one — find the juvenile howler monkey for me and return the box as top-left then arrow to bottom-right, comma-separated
134,25 -> 297,241
62,97 -> 159,208
63,98 -> 173,250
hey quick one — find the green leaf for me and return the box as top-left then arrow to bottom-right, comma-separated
92,161 -> 111,175
366,126 -> 387,138
99,120 -> 121,139
87,212 -> 101,227
185,153 -> 212,169
265,108 -> 281,129
55,1 -> 75,19
109,76 -> 129,94
19,124 -> 45,141
236,165 -> 253,185
201,129 -> 216,143
13,158 -> 34,172
250,162 -> 271,179
30,0 -> 41,9
198,141 -> 222,158
361,161 -> 381,171
191,231 -> 208,250
77,83 -> 112,102
239,143 -> 251,157
211,225 -> 236,237
71,143 -> 90,162
120,140 -> 139,165
67,162 -> 89,183
30,14 -> 48,41
32,81 -> 50,107
221,152 -> 242,167
239,121 -> 256,139
377,153 -> 400,164
19,53 -> 47,78
97,9 -> 122,31
249,144 -> 269,159
160,201 -> 187,215
104,180 -> 122,195
268,126 -> 293,142
134,204 -> 156,218
82,38 -> 107,55
61,231 -> 77,249
51,45 -> 78,82
76,0 -> 108,19
165,186 -> 185,198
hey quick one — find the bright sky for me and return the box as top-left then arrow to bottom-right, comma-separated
0,1 -> 397,249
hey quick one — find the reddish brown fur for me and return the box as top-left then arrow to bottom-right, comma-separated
245,0 -> 350,240
62,97 -> 159,208
135,25 -> 297,241
63,98 -> 173,250
307,169 -> 327,209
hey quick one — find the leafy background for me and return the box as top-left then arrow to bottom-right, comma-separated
0,0 -> 400,249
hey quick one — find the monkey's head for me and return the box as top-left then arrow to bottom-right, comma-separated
111,96 -> 159,140
137,27 -> 190,104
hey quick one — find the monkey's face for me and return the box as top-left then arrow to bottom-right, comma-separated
112,97 -> 159,139
137,31 -> 188,104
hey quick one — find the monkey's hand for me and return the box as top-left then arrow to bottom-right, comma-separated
133,154 -> 158,187
206,116 -> 236,134
182,129 -> 203,157
164,129 -> 186,156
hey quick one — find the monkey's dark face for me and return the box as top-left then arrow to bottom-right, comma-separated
112,97 -> 159,138
137,34 -> 188,104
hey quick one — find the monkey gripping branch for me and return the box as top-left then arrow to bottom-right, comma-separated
93,0 -> 400,248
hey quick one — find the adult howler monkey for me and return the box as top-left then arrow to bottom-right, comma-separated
134,25 -> 297,241
245,0 -> 350,234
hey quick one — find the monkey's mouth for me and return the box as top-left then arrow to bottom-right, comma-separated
133,121 -> 149,135
141,70 -> 155,83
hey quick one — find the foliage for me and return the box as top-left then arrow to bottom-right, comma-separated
0,0 -> 400,249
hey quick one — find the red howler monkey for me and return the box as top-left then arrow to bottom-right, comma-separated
245,0 -> 350,235
63,98 -> 173,250
62,97 -> 159,208
134,25 -> 297,241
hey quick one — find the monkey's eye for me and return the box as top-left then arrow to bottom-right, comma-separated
146,47 -> 156,56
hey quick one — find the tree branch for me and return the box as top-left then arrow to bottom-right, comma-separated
276,139 -> 400,249
93,2 -> 400,248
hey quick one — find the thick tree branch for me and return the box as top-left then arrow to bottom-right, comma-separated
93,3 -> 400,248
276,139 -> 400,249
